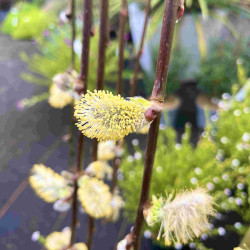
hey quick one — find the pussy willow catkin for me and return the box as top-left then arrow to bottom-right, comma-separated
74,90 -> 151,141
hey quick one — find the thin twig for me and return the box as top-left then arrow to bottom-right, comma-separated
71,0 -> 76,70
129,0 -> 151,97
87,0 -> 110,248
0,178 -> 28,219
110,141 -> 122,193
86,216 -> 95,249
131,1 -> 179,249
91,0 -> 110,162
66,0 -> 76,167
0,137 -> 62,219
69,0 -> 93,246
116,0 -> 128,95
110,0 -> 128,194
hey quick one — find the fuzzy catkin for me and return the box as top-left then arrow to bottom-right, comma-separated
74,90 -> 151,141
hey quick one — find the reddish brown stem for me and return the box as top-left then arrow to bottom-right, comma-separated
0,178 -> 28,219
129,0 -> 151,97
91,0 -> 109,162
96,0 -> 109,91
70,0 -> 92,246
65,0 -> 76,165
86,216 -> 95,249
131,0 -> 179,249
150,0 -> 178,102
71,0 -> 76,69
87,0 -> 109,246
0,137 -> 62,220
110,0 -> 128,195
110,157 -> 121,192
78,0 -> 93,93
116,0 -> 128,95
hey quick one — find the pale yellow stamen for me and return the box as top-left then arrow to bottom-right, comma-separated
74,90 -> 151,141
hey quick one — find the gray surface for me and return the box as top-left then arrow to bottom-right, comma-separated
0,34 -> 138,250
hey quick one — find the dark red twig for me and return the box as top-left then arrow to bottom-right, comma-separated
91,0 -> 110,163
116,0 -> 128,95
69,0 -> 93,246
0,178 -> 28,219
70,0 -> 76,69
110,0 -> 128,194
87,0 -> 110,248
129,0 -> 151,97
130,1 -> 179,249
86,216 -> 95,249
0,137 -> 62,220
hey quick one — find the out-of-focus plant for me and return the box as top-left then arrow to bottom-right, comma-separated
197,40 -> 250,97
29,159 -> 124,217
119,80 -> 250,248
21,27 -> 118,88
19,25 -> 119,108
110,0 -> 250,40
1,2 -> 55,40
31,227 -> 87,250
144,47 -> 189,96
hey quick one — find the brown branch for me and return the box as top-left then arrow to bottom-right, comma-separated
71,0 -> 76,69
116,0 -> 128,95
110,0 -> 128,195
0,137 -> 62,220
110,141 -> 122,193
150,0 -> 178,102
78,0 -> 93,93
69,0 -> 93,246
86,216 -> 95,249
87,0 -> 110,247
131,0 -> 179,249
129,0 -> 151,97
91,0 -> 110,163
96,0 -> 109,91
0,178 -> 29,219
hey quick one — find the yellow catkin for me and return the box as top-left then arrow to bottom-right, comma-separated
145,188 -> 215,245
85,161 -> 113,180
29,164 -> 71,203
74,90 -> 151,141
48,83 -> 73,109
45,228 -> 87,250
78,175 -> 112,219
97,140 -> 116,161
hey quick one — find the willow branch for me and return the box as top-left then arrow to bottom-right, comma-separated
131,1 -> 179,249
129,0 -> 151,97
0,178 -> 28,219
116,0 -> 128,95
69,0 -> 92,246
68,0 -> 76,169
71,0 -> 76,69
0,137 -> 62,220
110,0 -> 128,194
86,216 -> 95,249
87,0 -> 109,248
91,0 -> 109,162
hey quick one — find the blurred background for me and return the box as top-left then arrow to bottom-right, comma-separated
0,0 -> 249,249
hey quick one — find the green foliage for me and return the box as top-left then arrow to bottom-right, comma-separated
21,24 -> 119,92
119,81 -> 250,247
197,40 -> 250,97
1,2 -> 55,40
144,48 -> 189,95
109,0 -> 250,19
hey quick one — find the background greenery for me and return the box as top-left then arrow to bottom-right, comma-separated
119,80 -> 250,248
